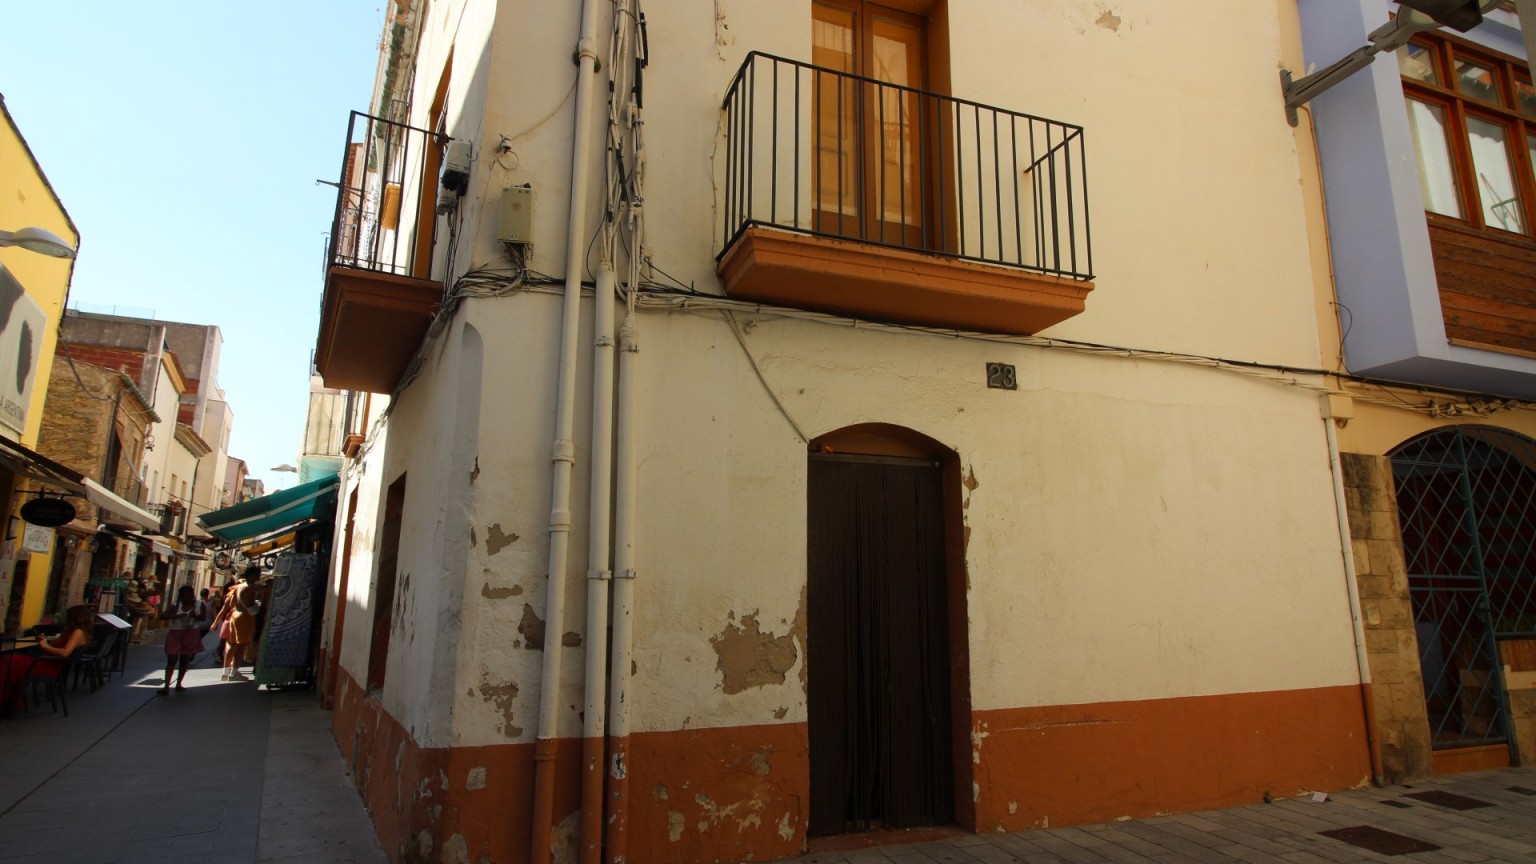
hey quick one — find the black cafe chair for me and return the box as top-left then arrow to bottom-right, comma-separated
74,628 -> 120,693
26,646 -> 84,717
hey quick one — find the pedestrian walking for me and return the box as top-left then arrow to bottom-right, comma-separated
197,587 -> 215,638
159,585 -> 204,693
221,568 -> 260,681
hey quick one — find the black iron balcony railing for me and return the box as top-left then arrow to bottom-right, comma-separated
326,110 -> 447,279
720,52 -> 1092,281
111,476 -> 147,507
148,502 -> 186,538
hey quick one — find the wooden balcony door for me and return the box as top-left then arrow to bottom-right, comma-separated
812,0 -> 932,249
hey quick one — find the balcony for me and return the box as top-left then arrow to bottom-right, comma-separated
716,52 -> 1093,335
314,111 -> 446,393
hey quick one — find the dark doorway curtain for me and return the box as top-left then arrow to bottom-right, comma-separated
807,453 -> 953,836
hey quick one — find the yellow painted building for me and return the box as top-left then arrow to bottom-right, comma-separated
0,95 -> 78,633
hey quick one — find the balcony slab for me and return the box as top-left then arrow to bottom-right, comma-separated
315,266 -> 441,393
717,227 -> 1092,335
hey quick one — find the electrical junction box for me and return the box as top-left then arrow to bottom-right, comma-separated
498,186 -> 535,244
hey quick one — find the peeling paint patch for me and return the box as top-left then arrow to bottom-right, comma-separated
466,767 -> 487,791
552,811 -> 580,864
745,749 -> 770,778
519,603 -> 546,649
692,791 -> 765,835
1096,9 -> 1122,32
562,631 -> 583,647
442,833 -> 469,864
963,466 -> 979,491
777,812 -> 795,841
416,829 -> 435,860
1008,801 -> 1018,814
481,582 -> 522,600
710,610 -> 798,695
654,784 -> 670,801
668,811 -> 685,842
972,722 -> 989,765
470,455 -> 480,482
469,526 -> 477,547
479,680 -> 524,738
486,523 -> 520,555
772,706 -> 788,720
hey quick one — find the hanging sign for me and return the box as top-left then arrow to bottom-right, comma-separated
22,523 -> 54,553
20,497 -> 78,527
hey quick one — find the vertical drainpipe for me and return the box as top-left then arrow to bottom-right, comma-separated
1322,397 -> 1384,786
531,0 -> 606,860
604,310 -> 639,864
579,263 -> 617,864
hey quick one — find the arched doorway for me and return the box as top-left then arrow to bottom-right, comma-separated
806,424 -> 969,836
1389,426 -> 1536,763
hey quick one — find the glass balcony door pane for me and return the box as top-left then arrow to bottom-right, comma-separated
1406,98 -> 1464,218
1466,116 -> 1527,234
813,2 -> 860,231
869,16 -> 924,243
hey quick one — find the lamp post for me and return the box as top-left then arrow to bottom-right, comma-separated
0,226 -> 76,259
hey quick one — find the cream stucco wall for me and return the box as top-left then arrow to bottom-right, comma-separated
325,0 -> 1371,753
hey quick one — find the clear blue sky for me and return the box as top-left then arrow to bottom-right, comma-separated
1,2 -> 385,492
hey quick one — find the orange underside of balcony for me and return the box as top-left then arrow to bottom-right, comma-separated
315,266 -> 441,393
716,227 -> 1093,335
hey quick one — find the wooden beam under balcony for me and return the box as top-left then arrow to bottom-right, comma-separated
315,266 -> 441,393
717,226 -> 1093,336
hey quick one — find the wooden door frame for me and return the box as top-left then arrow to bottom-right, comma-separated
808,422 -> 976,831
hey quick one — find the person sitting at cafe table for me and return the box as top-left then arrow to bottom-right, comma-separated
0,605 -> 94,715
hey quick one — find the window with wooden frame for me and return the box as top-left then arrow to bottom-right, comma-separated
1397,34 -> 1536,238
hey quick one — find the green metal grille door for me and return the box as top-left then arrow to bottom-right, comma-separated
1390,427 -> 1536,752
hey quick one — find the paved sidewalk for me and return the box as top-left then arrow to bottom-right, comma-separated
7,635 -> 1536,864
0,632 -> 384,863
786,767 -> 1536,864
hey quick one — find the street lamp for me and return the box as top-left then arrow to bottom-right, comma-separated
0,226 -> 76,259
270,464 -> 298,473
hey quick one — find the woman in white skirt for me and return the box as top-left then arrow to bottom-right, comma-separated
158,585 -> 205,693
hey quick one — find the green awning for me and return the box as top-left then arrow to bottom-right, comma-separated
198,475 -> 339,544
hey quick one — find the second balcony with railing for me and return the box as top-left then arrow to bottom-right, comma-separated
314,111 -> 448,394
716,52 -> 1094,335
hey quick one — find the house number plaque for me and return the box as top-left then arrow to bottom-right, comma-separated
985,362 -> 1017,390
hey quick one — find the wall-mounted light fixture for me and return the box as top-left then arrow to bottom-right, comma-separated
1281,0 -> 1498,126
0,226 -> 77,259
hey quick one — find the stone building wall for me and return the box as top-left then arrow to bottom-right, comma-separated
1341,452 -> 1433,782
38,360 -> 117,478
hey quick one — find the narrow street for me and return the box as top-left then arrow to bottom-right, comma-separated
5,633 -> 1536,863
0,633 -> 384,864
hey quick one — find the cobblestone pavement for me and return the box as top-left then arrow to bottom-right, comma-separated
0,631 -> 384,863
783,767 -> 1536,864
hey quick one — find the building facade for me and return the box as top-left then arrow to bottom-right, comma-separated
0,96 -> 78,633
1295,0 -> 1536,782
52,312 -> 232,595
302,3 -> 1536,864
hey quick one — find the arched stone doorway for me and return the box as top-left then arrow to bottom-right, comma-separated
805,424 -> 972,836
1390,426 -> 1536,769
